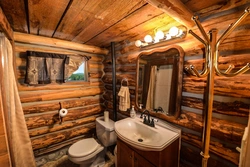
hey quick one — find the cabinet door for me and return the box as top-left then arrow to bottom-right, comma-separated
134,152 -> 155,167
117,139 -> 134,167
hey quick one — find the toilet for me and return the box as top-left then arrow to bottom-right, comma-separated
68,116 -> 117,167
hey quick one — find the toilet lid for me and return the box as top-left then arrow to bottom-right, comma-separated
68,138 -> 99,157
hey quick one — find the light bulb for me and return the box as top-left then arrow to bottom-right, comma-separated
155,30 -> 164,40
177,29 -> 183,37
135,40 -> 142,47
144,35 -> 153,43
154,36 -> 159,43
166,33 -> 171,40
169,26 -> 179,36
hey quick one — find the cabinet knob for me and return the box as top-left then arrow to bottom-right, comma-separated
130,155 -> 132,159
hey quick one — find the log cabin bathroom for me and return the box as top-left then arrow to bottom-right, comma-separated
0,0 -> 250,167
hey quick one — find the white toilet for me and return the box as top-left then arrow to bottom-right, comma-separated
68,116 -> 117,167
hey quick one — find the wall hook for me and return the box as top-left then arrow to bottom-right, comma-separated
186,7 -> 250,167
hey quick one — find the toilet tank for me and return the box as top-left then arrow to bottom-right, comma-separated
96,116 -> 117,147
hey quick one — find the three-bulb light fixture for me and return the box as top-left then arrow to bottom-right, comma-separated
135,26 -> 186,48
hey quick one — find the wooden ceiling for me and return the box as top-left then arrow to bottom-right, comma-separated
0,0 -> 249,48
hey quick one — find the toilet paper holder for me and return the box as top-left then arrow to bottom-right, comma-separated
59,102 -> 68,124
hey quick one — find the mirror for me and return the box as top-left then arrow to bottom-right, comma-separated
136,45 -> 184,118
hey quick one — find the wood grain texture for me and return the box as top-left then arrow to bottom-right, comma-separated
28,0 -> 70,36
19,87 -> 104,103
182,96 -> 249,117
0,7 -> 13,40
182,132 -> 239,165
87,4 -> 165,46
72,0 -> 146,43
28,115 -> 100,137
0,0 -> 27,33
22,97 -> 103,114
31,123 -> 95,150
14,32 -> 109,55
25,104 -> 103,129
145,0 -> 194,28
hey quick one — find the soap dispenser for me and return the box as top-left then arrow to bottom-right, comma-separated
130,105 -> 136,118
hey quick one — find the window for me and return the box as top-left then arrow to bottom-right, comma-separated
25,51 -> 90,85
66,61 -> 88,82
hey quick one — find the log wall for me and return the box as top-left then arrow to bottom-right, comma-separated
15,37 -> 107,157
102,4 -> 250,167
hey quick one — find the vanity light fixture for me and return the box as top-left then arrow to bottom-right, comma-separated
135,26 -> 186,48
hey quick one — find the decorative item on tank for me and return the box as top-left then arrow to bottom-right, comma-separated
134,26 -> 186,48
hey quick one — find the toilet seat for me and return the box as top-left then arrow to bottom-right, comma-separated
68,138 -> 104,163
68,138 -> 100,157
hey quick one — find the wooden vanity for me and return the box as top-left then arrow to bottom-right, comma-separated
117,137 -> 180,167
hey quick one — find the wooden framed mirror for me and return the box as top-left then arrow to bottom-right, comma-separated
135,45 -> 184,119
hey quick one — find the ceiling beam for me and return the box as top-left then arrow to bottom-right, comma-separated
14,32 -> 109,55
145,0 -> 195,28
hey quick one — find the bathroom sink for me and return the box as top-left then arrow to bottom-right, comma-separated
114,117 -> 179,151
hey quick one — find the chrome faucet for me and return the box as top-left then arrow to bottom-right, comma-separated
140,110 -> 156,127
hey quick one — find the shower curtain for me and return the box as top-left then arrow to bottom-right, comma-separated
0,35 -> 36,166
239,112 -> 250,167
146,66 -> 157,109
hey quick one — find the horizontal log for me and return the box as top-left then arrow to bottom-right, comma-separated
33,135 -> 92,156
182,132 -> 239,165
104,86 -> 136,95
104,65 -> 136,73
103,91 -> 135,104
150,110 -> 245,145
14,32 -> 108,55
181,96 -> 249,117
89,71 -> 103,78
18,83 -> 91,91
183,74 -> 250,98
26,105 -> 103,129
89,63 -> 104,70
102,74 -> 136,86
19,87 -> 104,103
31,123 -> 95,150
184,54 -> 250,71
29,115 -> 101,137
90,81 -> 103,86
22,97 -> 103,114
180,144 -> 235,167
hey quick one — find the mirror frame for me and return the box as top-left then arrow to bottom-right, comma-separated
135,45 -> 184,120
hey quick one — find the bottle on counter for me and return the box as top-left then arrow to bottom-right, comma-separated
130,105 -> 136,118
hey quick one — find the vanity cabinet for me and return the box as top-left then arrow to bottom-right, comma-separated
117,138 -> 179,167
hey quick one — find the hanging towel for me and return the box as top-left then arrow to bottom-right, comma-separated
118,86 -> 130,111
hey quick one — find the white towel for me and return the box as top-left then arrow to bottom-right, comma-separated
118,86 -> 130,111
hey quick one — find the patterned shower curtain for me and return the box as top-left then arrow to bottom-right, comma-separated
0,35 -> 36,166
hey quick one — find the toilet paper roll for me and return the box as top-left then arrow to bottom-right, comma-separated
104,111 -> 109,122
59,108 -> 68,117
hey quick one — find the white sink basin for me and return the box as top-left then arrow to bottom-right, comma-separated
114,117 -> 180,151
